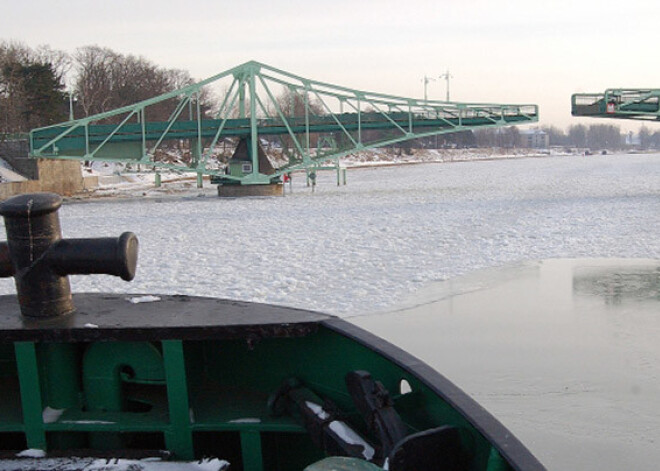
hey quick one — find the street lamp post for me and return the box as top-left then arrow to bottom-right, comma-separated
421,75 -> 435,102
439,69 -> 453,101
68,90 -> 74,121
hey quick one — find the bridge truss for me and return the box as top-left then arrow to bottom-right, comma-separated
572,89 -> 660,121
31,61 -> 538,185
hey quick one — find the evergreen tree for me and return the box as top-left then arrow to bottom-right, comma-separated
1,41 -> 67,134
16,61 -> 67,128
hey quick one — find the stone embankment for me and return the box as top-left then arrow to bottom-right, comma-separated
0,140 -> 96,201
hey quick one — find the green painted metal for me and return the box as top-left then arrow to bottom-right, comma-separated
40,343 -> 81,410
486,447 -> 511,471
241,430 -> 265,471
162,340 -> 194,460
0,325 -> 521,470
82,341 -> 166,412
14,342 -> 47,449
29,61 -> 538,185
572,88 -> 660,120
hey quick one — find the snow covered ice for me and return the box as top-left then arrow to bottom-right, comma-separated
0,152 -> 658,316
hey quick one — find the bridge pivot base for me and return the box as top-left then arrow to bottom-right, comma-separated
217,183 -> 283,197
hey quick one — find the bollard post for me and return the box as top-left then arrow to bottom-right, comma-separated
0,193 -> 138,318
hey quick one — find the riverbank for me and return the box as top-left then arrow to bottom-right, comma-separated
69,147 -> 569,200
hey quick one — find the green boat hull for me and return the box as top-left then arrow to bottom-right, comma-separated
0,293 -> 544,471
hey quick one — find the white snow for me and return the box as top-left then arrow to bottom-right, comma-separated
228,418 -> 261,424
15,449 -> 46,458
127,295 -> 162,304
305,401 -> 331,420
304,401 -> 375,460
41,407 -> 64,424
328,420 -> 376,461
0,457 -> 229,470
1,152 -> 654,317
0,166 -> 26,182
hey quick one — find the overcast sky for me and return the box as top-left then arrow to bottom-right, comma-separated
3,0 -> 660,131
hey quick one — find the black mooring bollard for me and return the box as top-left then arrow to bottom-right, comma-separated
0,192 -> 138,318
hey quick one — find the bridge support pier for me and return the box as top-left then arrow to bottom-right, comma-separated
217,183 -> 283,197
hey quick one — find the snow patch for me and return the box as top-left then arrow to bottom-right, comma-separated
305,401 -> 331,420
328,420 -> 375,461
16,449 -> 46,458
61,420 -> 115,424
3,456 -> 229,470
42,407 -> 64,424
127,295 -> 162,304
228,418 -> 261,424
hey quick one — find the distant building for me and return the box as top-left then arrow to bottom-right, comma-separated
519,129 -> 549,148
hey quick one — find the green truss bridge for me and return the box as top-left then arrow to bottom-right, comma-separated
572,89 -> 660,121
30,61 -> 538,189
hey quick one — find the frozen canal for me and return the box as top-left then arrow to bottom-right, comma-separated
0,152 -> 659,470
1,152 -> 657,316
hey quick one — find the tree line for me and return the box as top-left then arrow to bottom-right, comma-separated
428,123 -> 653,151
1,41 -> 209,137
542,124 -> 625,150
545,123 -> 660,150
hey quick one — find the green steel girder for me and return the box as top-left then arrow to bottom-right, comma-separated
572,88 -> 660,121
30,61 -> 539,184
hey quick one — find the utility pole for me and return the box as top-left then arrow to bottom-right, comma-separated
439,69 -> 453,101
68,91 -> 74,121
421,75 -> 435,102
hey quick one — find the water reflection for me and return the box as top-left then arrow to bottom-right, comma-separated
351,259 -> 660,471
573,264 -> 660,305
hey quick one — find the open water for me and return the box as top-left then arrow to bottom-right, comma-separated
353,258 -> 660,470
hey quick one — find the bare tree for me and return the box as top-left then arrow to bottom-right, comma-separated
586,124 -> 621,150
567,124 -> 587,148
73,46 -> 118,116
638,125 -> 651,149
33,45 -> 71,85
542,125 -> 567,147
72,46 -> 215,122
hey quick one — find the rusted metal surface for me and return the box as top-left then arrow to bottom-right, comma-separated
0,192 -> 138,318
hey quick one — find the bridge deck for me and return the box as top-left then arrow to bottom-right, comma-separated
32,111 -> 537,154
572,89 -> 660,120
